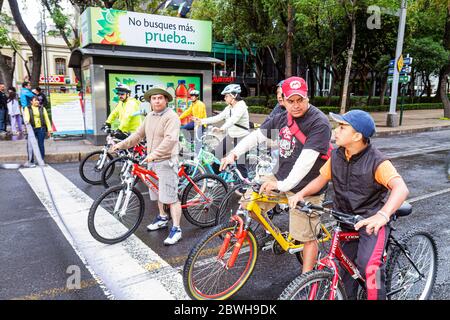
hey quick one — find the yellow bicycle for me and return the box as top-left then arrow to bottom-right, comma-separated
182,182 -> 333,300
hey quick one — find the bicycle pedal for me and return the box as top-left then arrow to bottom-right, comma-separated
261,240 -> 275,251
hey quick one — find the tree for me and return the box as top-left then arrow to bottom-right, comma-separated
340,0 -> 358,113
406,37 -> 448,97
439,3 -> 450,118
8,0 -> 42,87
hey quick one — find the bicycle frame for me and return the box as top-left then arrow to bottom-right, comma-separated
129,162 -> 213,209
311,225 -> 365,300
220,190 -> 332,269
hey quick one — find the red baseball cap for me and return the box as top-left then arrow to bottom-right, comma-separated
282,76 -> 308,99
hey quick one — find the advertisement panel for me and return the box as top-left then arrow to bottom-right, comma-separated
107,72 -> 202,128
80,7 -> 212,52
50,93 -> 87,136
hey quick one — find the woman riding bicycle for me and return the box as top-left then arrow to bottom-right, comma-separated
193,84 -> 250,178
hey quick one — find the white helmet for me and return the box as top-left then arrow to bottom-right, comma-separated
221,84 -> 241,95
190,90 -> 200,96
115,82 -> 131,94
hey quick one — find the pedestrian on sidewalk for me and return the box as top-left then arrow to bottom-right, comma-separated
33,87 -> 48,109
0,82 -> 8,133
20,81 -> 35,109
111,87 -> 183,245
23,96 -> 53,165
6,87 -> 22,135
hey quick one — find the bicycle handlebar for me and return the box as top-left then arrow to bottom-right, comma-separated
296,201 -> 364,227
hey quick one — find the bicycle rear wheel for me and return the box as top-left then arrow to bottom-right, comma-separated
183,221 -> 258,300
278,270 -> 347,300
88,185 -> 144,244
386,229 -> 438,300
181,174 -> 228,227
79,150 -> 113,185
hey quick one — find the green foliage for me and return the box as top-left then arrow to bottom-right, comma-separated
243,96 -> 267,106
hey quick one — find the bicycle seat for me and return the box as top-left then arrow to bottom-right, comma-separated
393,202 -> 412,218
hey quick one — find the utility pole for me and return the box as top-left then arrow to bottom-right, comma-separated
387,0 -> 407,127
40,8 -> 50,99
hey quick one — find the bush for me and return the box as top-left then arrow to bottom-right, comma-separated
212,102 -> 227,111
349,103 -> 443,112
267,97 -> 278,109
243,96 -> 268,106
248,106 -> 271,114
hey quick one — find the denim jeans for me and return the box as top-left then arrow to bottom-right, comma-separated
0,108 -> 6,131
28,127 -> 46,163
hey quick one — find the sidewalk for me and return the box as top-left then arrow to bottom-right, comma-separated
1,109 -> 449,164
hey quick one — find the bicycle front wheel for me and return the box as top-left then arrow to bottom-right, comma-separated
183,221 -> 259,300
181,174 -> 228,227
386,229 -> 438,300
88,185 -> 145,244
278,270 -> 347,300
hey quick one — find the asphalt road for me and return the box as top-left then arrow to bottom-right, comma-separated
1,129 -> 449,300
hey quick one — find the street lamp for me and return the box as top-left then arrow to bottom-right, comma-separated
387,0 -> 407,127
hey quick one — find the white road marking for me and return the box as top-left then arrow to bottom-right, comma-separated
20,165 -> 189,300
408,187 -> 450,203
386,144 -> 450,159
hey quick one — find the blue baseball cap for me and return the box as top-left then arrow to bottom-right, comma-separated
330,110 -> 376,139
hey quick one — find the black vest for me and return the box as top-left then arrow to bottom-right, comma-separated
27,106 -> 46,129
331,144 -> 388,217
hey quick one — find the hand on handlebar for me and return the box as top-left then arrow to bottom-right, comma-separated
259,180 -> 279,195
288,193 -> 305,209
109,143 -> 121,153
219,153 -> 237,171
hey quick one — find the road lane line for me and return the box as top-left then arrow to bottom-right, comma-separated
408,187 -> 450,203
20,165 -> 189,300
386,145 -> 450,159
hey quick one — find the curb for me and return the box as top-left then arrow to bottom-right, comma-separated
1,125 -> 449,164
374,125 -> 450,137
0,150 -> 99,165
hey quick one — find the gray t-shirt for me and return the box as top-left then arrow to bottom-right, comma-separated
260,104 -> 332,192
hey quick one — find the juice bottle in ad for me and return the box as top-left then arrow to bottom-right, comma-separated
175,80 -> 189,125
166,82 -> 176,111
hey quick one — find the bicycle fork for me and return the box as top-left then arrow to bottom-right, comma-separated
115,179 -> 135,218
217,214 -> 251,269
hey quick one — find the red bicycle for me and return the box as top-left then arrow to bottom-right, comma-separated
88,157 -> 228,244
279,201 -> 438,300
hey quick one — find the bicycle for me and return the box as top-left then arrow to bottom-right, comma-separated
88,157 -> 228,244
79,126 -> 128,185
182,182 -> 333,300
278,201 -> 438,300
100,141 -> 147,188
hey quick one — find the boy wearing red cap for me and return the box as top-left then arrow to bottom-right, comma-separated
220,76 -> 332,274
289,110 -> 409,299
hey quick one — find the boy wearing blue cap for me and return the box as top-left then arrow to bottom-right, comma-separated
289,109 -> 409,300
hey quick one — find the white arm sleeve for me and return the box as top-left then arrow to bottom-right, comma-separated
201,107 -> 228,125
277,149 -> 320,192
231,129 -> 268,157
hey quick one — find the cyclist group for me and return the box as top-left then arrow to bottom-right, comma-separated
105,76 -> 409,300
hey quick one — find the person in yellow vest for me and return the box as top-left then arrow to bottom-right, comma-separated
104,83 -> 142,139
180,90 -> 206,131
23,96 -> 52,166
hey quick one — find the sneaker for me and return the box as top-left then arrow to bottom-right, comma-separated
147,215 -> 169,231
164,226 -> 182,245
24,162 -> 36,168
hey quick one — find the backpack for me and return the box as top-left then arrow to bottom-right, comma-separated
287,112 -> 333,161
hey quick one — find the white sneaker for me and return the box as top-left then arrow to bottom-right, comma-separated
164,227 -> 182,245
147,215 -> 169,231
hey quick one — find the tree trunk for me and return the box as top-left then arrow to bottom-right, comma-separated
285,2 -> 294,78
440,3 -> 450,118
340,8 -> 356,114
8,0 -> 42,88
380,74 -> 388,105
